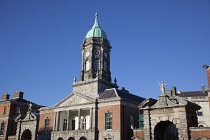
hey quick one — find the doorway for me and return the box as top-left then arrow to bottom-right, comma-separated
154,121 -> 178,140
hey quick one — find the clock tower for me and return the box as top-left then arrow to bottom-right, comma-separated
80,13 -> 111,82
72,13 -> 118,96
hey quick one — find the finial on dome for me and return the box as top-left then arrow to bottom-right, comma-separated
85,13 -> 107,39
93,13 -> 99,28
95,12 -> 98,17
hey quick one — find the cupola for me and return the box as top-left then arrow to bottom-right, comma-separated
85,13 -> 107,39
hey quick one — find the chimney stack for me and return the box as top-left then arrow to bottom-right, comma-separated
13,90 -> 24,99
1,93 -> 10,100
203,65 -> 210,89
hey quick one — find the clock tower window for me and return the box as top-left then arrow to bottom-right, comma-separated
104,61 -> 108,71
94,59 -> 100,70
85,60 -> 90,71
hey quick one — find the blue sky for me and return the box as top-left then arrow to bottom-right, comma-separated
0,0 -> 210,106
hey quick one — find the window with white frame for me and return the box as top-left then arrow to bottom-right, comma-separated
44,118 -> 50,134
0,122 -> 5,136
105,112 -> 112,130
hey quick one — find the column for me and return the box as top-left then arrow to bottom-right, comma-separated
143,109 -> 152,140
78,109 -> 81,130
67,110 -> 70,130
56,111 -> 60,131
92,107 -> 96,129
53,112 -> 57,131
89,108 -> 93,129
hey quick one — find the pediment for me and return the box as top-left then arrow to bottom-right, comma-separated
151,95 -> 187,108
54,92 -> 96,107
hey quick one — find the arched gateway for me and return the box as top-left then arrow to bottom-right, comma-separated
21,129 -> 32,140
139,86 -> 200,140
154,121 -> 178,140
79,137 -> 87,140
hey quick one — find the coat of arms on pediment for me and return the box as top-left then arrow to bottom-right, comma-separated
54,92 -> 96,107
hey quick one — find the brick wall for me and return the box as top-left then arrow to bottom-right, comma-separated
133,129 -> 144,139
98,104 -> 121,130
38,112 -> 55,135
190,127 -> 210,139
207,69 -> 210,89
122,105 -> 139,140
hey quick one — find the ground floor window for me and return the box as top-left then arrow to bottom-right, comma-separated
63,119 -> 67,131
44,117 -> 50,134
82,118 -> 86,129
72,120 -> 75,130
139,115 -> 144,128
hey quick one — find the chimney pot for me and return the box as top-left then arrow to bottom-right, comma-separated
13,90 -> 24,99
1,93 -> 10,100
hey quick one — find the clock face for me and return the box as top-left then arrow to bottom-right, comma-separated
95,50 -> 100,56
104,52 -> 108,57
85,51 -> 90,57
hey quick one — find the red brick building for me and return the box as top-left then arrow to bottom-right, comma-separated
0,90 -> 43,140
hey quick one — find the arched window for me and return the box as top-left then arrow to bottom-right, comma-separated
85,60 -> 90,71
0,122 -> 5,136
94,59 -> 100,70
57,138 -> 64,140
79,137 -> 87,140
44,117 -> 50,134
104,61 -> 108,71
68,137 -> 75,140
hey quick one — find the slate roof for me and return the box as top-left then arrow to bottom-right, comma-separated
99,88 -> 145,104
178,91 -> 207,97
0,98 -> 44,107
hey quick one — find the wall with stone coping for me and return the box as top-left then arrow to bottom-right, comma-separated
133,129 -> 144,139
190,127 -> 210,139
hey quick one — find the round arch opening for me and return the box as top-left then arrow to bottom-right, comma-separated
79,137 -> 87,140
21,129 -> 32,140
154,121 -> 178,140
68,137 -> 75,140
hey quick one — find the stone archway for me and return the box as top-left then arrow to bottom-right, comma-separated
21,129 -> 32,140
154,121 -> 178,140
79,137 -> 87,140
68,137 -> 75,140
